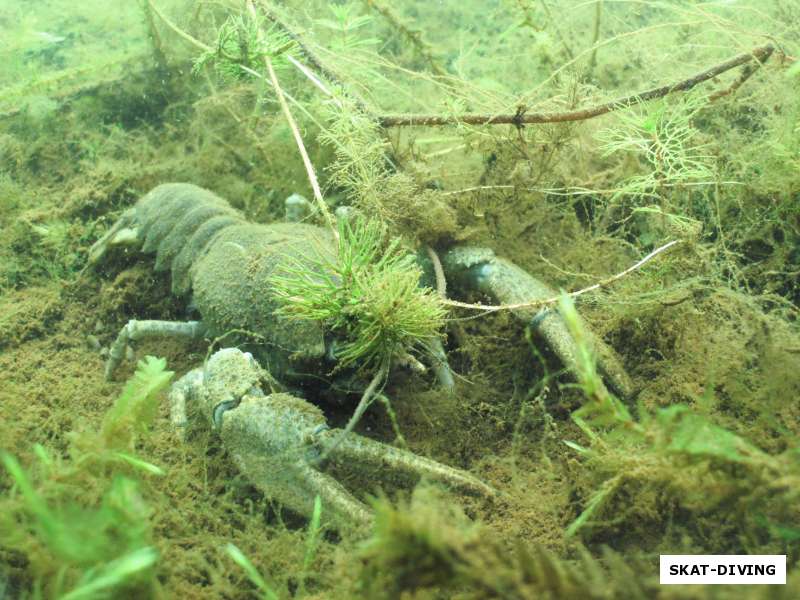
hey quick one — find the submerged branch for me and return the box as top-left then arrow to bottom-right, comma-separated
378,44 -> 776,127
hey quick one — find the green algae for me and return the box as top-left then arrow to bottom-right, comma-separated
0,1 -> 799,598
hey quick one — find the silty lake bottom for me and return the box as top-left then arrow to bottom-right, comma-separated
1,1 -> 799,598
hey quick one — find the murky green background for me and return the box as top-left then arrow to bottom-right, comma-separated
1,1 -> 799,598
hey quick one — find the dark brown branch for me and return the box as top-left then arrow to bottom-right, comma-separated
707,51 -> 772,102
378,43 -> 775,128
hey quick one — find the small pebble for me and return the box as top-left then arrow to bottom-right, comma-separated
125,345 -> 135,362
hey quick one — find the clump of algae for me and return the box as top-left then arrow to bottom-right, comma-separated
359,485 -> 663,599
558,295 -> 800,555
270,215 -> 446,373
0,356 -> 172,598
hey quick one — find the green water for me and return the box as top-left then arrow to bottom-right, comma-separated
1,1 -> 799,598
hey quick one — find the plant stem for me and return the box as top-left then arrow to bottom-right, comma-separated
255,0 -> 372,113
146,0 -> 210,51
245,1 -> 336,237
587,0 -> 603,78
140,0 -> 169,74
317,360 -> 389,463
425,245 -> 447,298
265,54 -> 337,235
364,0 -> 447,77
377,44 -> 775,127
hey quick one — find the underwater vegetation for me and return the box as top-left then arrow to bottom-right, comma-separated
1,0 -> 799,598
270,216 -> 446,374
0,356 -> 172,598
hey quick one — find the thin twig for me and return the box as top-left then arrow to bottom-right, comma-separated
147,0 -> 210,51
378,44 -> 775,127
286,54 -> 338,103
246,0 -> 337,236
443,240 -> 680,313
425,245 -> 447,298
364,0 -> 447,77
256,0 -> 372,113
537,0 -> 575,61
708,60 -> 762,101
316,361 -> 389,463
588,0 -> 603,77
263,56 -> 334,233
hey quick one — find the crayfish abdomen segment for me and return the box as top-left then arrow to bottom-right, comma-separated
93,183 -> 342,382
131,184 -> 244,294
191,222 -> 337,367
136,183 -> 237,253
136,185 -> 340,373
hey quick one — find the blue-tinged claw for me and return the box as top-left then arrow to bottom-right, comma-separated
441,246 -> 634,400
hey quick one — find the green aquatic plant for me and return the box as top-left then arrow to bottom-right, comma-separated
596,91 -> 716,201
192,12 -> 297,79
359,486 -> 659,599
1,454 -> 157,598
57,547 -> 159,600
225,496 -> 323,599
224,544 -> 280,600
0,217 -> 85,291
0,356 -> 172,597
71,355 -> 174,475
99,355 -> 173,450
315,3 -> 379,52
558,295 -> 800,545
270,216 -> 446,372
299,495 -> 324,595
318,92 -> 389,204
359,487 -> 481,597
0,454 -> 151,568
